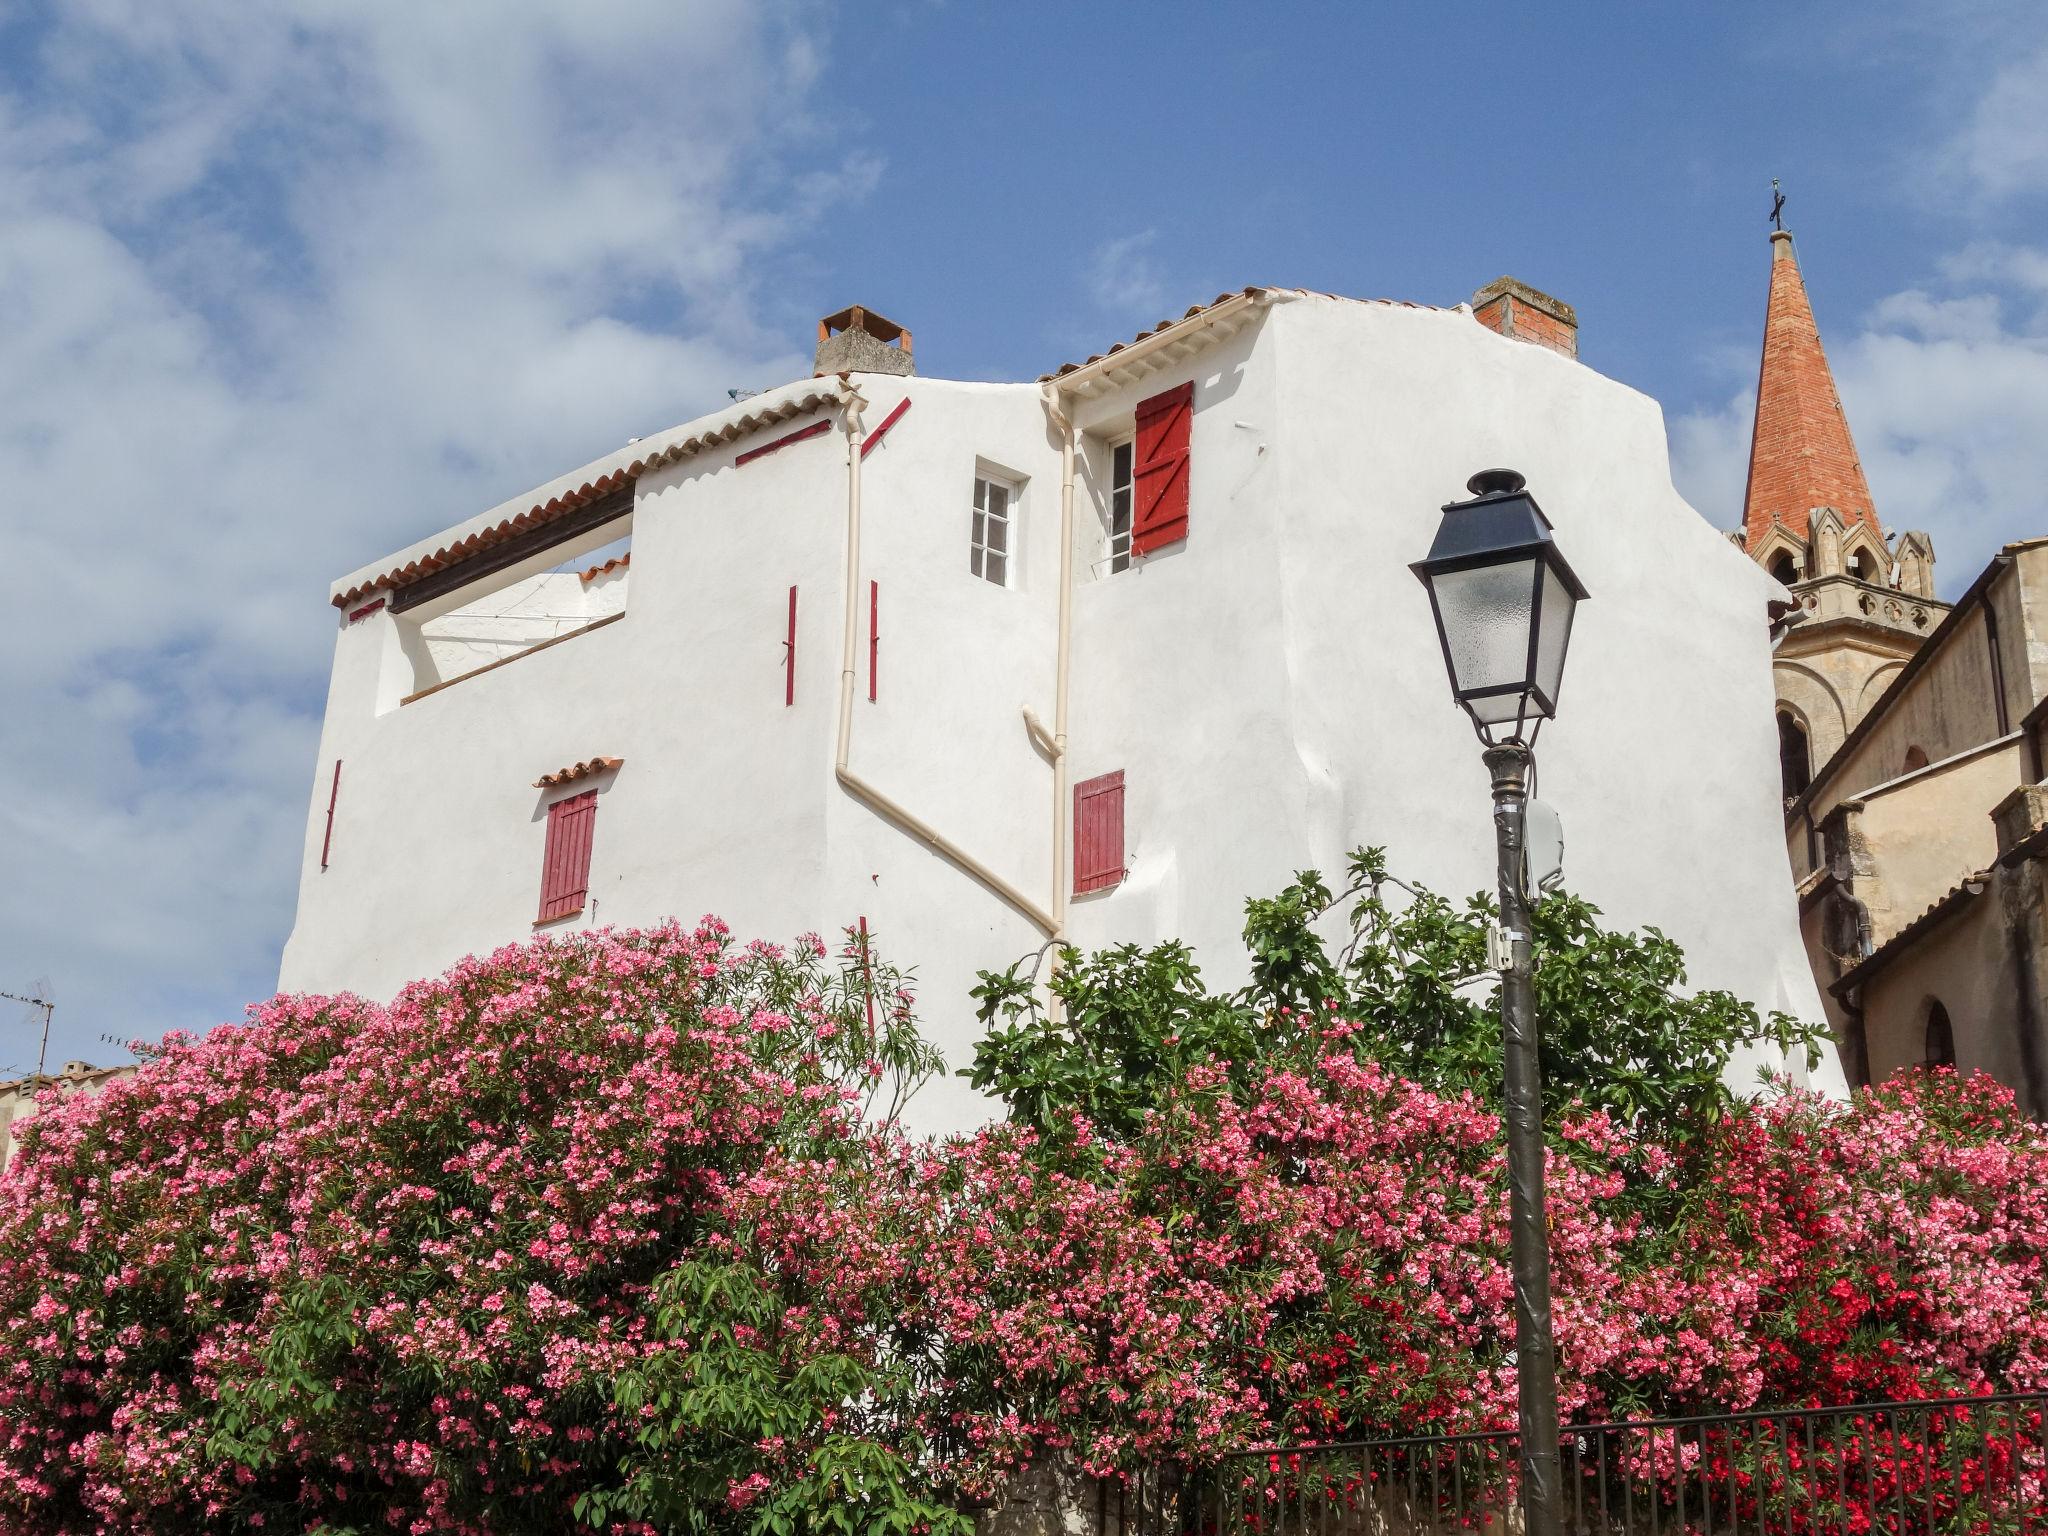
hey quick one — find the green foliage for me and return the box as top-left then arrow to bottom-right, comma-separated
969,847 -> 1825,1140
582,1260 -> 969,1536
968,940 -> 1264,1140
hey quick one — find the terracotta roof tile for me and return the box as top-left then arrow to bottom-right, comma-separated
1828,870 -> 1990,996
534,756 -> 623,788
334,386 -> 844,608
580,553 -> 630,583
1742,232 -> 1879,547
1039,287 -> 1447,383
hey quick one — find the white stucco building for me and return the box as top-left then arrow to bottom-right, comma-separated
281,286 -> 1843,1130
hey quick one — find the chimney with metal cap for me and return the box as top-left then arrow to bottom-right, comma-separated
1471,277 -> 1577,359
814,305 -> 914,378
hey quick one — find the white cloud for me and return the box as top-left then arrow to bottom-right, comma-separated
1085,230 -> 1168,317
1957,42 -> 2048,201
1,1 -> 855,1064
1672,1 -> 2048,602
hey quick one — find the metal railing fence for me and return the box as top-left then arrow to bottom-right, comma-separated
1105,1392 -> 2048,1536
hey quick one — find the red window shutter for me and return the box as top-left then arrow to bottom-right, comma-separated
1131,381 -> 1193,556
538,789 -> 598,922
1073,770 -> 1126,895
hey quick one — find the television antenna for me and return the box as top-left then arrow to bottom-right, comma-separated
1,983 -> 54,1082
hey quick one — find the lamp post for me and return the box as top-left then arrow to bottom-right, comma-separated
1410,468 -> 1587,1536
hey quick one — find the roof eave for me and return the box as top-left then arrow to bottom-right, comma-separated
331,377 -> 853,608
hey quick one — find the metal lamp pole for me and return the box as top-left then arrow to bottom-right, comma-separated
1411,467 -> 1584,1536
1485,741 -> 1563,1536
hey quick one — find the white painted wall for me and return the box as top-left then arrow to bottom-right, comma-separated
281,299 -> 1842,1135
415,566 -> 626,688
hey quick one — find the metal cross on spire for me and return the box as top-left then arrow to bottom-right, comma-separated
1770,178 -> 1786,232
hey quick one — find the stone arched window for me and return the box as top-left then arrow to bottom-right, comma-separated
1903,745 -> 1929,773
1924,1001 -> 1956,1071
1853,548 -> 1884,584
1778,710 -> 1812,801
1769,553 -> 1799,586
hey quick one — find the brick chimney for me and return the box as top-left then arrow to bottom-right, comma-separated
815,305 -> 914,378
1471,277 -> 1577,359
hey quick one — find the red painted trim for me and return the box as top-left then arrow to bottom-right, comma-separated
858,915 -> 876,1047
860,398 -> 911,459
346,599 -> 386,625
734,418 -> 830,468
868,580 -> 879,703
785,585 -> 798,707
320,760 -> 342,870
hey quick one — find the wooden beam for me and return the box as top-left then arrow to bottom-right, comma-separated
388,486 -> 633,614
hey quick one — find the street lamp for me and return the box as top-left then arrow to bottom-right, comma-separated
1411,467 -> 1587,1536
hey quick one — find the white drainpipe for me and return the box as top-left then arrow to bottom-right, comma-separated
833,377 -> 1057,938
1038,385 -> 1078,953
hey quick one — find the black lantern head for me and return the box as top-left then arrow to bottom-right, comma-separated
1410,468 -> 1589,744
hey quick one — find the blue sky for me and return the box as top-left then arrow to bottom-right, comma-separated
4,0 -> 2045,1071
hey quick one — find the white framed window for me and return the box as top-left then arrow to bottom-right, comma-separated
1108,438 -> 1134,572
971,471 -> 1016,586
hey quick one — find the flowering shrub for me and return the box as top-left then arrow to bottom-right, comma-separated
911,1044 -> 2048,1498
1,905 -> 2044,1534
0,921 -> 948,1535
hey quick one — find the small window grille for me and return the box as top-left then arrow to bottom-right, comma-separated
966,473 -> 1015,585
971,474 -> 1013,586
1108,439 -> 1134,572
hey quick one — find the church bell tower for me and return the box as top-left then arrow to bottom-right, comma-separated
1738,219 -> 1948,798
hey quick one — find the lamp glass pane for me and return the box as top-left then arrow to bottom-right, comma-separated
1532,559 -> 1577,713
1430,557 -> 1538,700
1467,686 -> 1536,726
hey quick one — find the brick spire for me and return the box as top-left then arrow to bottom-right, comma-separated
1742,229 -> 1878,547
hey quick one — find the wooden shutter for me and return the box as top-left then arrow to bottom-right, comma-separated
538,789 -> 598,922
1131,382 -> 1193,556
1073,770 -> 1126,895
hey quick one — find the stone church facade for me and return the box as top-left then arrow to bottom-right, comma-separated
1738,223 -> 2048,1111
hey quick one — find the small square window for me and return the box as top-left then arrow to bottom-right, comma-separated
970,472 -> 1015,587
1108,439 -> 1134,573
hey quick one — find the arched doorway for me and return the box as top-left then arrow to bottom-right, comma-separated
1778,710 -> 1812,801
1924,1001 -> 1956,1071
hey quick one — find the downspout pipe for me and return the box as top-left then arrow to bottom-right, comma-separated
1040,384 -> 1078,952
833,378 -> 1057,938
